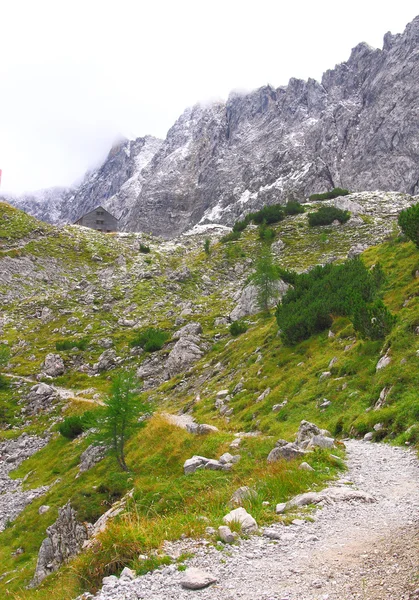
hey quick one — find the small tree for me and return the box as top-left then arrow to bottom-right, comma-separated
398,203 -> 419,248
97,371 -> 147,471
250,246 -> 279,313
204,238 -> 211,255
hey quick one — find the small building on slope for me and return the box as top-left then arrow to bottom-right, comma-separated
74,206 -> 119,233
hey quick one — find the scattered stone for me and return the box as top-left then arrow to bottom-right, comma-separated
218,525 -> 235,543
26,383 -> 57,415
275,503 -> 287,514
230,486 -> 257,506
319,371 -> 331,380
94,349 -> 118,373
364,432 -> 374,441
38,505 -> 50,515
307,435 -> 335,449
299,462 -> 314,472
267,443 -> 305,462
223,507 -> 258,533
181,567 -> 217,590
256,387 -> 271,402
78,444 -> 107,474
285,486 -> 376,510
376,352 -> 391,371
42,353 -> 65,377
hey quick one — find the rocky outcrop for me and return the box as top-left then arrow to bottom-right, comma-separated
25,383 -> 57,415
230,281 -> 289,321
7,17 -> 419,237
42,353 -> 65,377
78,444 -> 107,474
31,502 -> 90,586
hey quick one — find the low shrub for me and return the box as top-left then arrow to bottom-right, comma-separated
58,415 -> 86,439
284,200 -> 305,215
398,203 -> 419,248
308,206 -> 350,226
221,230 -> 242,243
276,259 -> 394,344
130,327 -> 170,352
309,187 -> 350,201
139,244 -> 151,253
258,223 -> 276,243
56,338 -> 89,351
232,219 -> 249,233
229,320 -> 248,336
251,204 -> 285,225
203,239 -> 211,255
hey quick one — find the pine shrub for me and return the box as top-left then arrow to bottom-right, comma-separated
398,203 -> 419,248
284,200 -> 305,215
309,188 -> 350,201
308,206 -> 350,226
130,327 -> 170,352
229,320 -> 248,336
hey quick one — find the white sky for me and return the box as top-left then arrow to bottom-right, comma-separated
1,0 -> 418,193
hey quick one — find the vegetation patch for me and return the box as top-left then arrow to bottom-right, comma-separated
130,327 -> 170,352
308,206 -> 350,226
308,187 -> 350,201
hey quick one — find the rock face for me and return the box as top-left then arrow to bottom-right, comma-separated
7,17 -> 419,237
32,502 -> 90,586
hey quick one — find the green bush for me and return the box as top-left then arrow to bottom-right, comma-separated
352,299 -> 396,340
232,219 -> 249,233
308,206 -> 350,226
0,375 -> 9,390
130,327 -> 170,352
229,320 -> 248,336
203,239 -> 211,255
309,187 -> 350,201
398,203 -> 419,248
276,259 -> 394,344
56,338 -> 89,352
58,415 -> 86,439
139,244 -> 151,254
221,230 -> 242,243
251,204 -> 285,225
258,222 -> 275,243
284,200 -> 305,215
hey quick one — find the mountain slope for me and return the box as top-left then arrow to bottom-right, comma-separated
5,16 -> 419,238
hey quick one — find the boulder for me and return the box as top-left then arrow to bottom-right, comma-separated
181,567 -> 217,590
42,354 -> 65,377
78,444 -> 107,474
299,462 -> 315,471
31,502 -> 90,586
26,383 -> 57,414
267,443 -> 305,462
307,435 -> 335,449
376,352 -> 391,371
285,486 -> 376,510
296,420 -> 321,445
166,337 -> 203,377
223,507 -> 257,533
94,349 -> 117,372
230,281 -> 289,321
172,322 -> 202,340
183,456 -> 208,474
218,525 -> 235,543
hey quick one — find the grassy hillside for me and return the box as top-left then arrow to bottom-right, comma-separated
0,196 -> 418,599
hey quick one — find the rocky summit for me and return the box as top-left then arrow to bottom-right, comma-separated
6,16 -> 419,238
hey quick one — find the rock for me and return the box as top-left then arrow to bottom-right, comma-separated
26,383 -> 57,415
94,349 -> 117,372
186,423 -> 219,435
166,337 -> 203,377
319,371 -> 331,380
271,238 -> 285,254
38,505 -> 50,515
172,322 -> 202,340
214,317 -> 229,327
364,432 -> 374,441
256,387 -> 271,402
296,420 -> 321,445
218,525 -> 235,543
272,400 -> 288,412
307,435 -> 335,449
216,389 -> 229,398
223,507 -> 258,533
42,353 -> 65,377
183,456 -> 208,474
205,459 -> 225,471
181,567 -> 217,590
374,386 -> 392,410
285,486 -> 376,510
230,281 -> 289,321
230,486 -> 257,506
78,444 -> 107,474
275,503 -> 287,514
320,399 -> 331,408
376,352 -> 391,371
97,338 -> 113,349
31,502 -> 90,586
219,452 -> 234,465
120,567 -> 136,580
348,243 -> 369,259
267,443 -> 306,462
299,462 -> 314,471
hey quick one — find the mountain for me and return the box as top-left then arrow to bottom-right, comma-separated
5,16 -> 419,238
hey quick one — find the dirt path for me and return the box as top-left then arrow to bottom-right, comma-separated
87,440 -> 419,600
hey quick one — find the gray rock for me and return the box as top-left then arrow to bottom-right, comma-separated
223,507 -> 258,533
183,456 -> 208,474
181,567 -> 217,590
376,352 -> 391,371
38,505 -> 50,515
307,435 -> 335,449
42,353 -> 65,377
267,443 -> 306,462
364,432 -> 374,441
285,486 -> 376,510
230,486 -> 257,506
78,444 -> 107,474
299,462 -> 315,472
230,281 -> 289,321
166,337 -> 203,377
31,502 -> 90,586
94,349 -> 117,372
218,525 -> 235,543
296,420 -> 322,445
26,383 -> 57,415
172,322 -> 202,340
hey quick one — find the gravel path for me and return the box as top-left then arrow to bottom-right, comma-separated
82,440 -> 419,600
